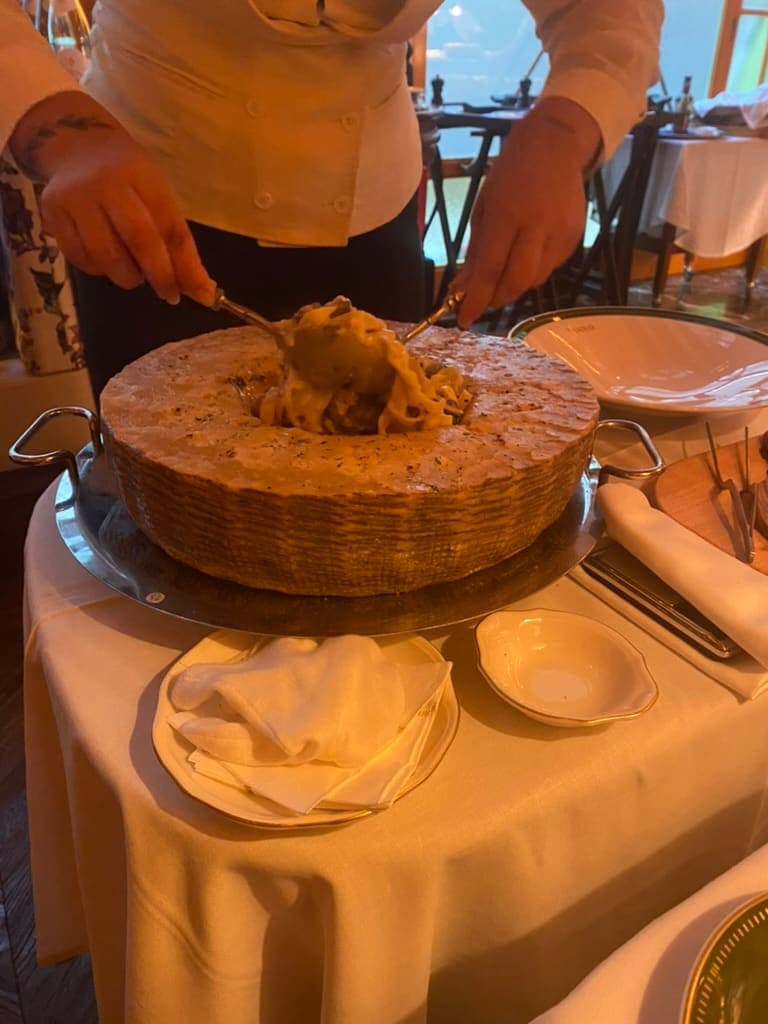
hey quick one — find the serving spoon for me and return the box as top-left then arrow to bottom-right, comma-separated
211,290 -> 393,396
208,286 -> 465,396
210,287 -> 287,342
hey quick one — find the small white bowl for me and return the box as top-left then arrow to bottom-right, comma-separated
475,609 -> 658,727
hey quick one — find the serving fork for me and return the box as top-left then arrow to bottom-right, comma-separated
400,290 -> 465,343
705,422 -> 755,564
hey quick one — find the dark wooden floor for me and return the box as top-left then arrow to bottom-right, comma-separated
0,265 -> 766,1024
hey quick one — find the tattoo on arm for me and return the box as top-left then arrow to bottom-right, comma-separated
16,114 -> 114,180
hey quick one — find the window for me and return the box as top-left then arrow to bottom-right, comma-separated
711,1 -> 768,93
416,3 -> 765,271
420,0 -> 731,155
659,1 -> 723,103
425,3 -> 544,158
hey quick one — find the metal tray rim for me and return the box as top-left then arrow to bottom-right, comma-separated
54,443 -> 604,637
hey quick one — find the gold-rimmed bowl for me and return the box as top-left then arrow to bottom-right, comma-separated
475,608 -> 659,727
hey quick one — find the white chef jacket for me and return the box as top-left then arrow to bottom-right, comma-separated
0,0 -> 662,246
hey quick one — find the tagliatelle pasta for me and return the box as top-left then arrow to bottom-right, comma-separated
253,297 -> 473,435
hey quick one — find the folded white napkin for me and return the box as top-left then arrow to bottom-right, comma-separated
168,634 -> 450,814
597,482 -> 768,673
186,688 -> 443,812
694,84 -> 768,129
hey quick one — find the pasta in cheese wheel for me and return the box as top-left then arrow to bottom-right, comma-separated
257,296 -> 472,435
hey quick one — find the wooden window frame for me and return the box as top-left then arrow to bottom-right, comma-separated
710,0 -> 768,94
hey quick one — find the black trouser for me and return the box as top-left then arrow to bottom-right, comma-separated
71,193 -> 427,397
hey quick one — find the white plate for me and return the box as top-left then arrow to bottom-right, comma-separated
152,630 -> 459,829
681,891 -> 768,1024
475,608 -> 658,727
517,311 -> 768,414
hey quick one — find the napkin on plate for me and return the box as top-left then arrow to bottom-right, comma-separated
597,482 -> 768,676
168,635 -> 450,814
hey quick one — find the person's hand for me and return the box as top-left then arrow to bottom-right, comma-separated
9,91 -> 215,305
452,97 -> 602,327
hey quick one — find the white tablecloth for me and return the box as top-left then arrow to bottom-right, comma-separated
22,412 -> 768,1024
604,134 -> 768,257
530,839 -> 768,1023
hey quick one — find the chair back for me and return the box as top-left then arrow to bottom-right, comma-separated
566,116 -> 660,306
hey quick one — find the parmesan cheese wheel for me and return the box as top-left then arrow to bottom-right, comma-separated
100,323 -> 599,596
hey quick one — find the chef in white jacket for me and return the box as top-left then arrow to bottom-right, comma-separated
0,0 -> 662,393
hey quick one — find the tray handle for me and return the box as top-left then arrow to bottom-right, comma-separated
594,419 -> 665,486
8,405 -> 102,490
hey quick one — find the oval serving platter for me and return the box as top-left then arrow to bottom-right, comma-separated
512,307 -> 768,416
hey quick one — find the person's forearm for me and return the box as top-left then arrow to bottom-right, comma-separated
8,86 -> 214,305
0,0 -> 92,153
523,0 -> 663,158
453,91 -> 604,325
9,90 -> 122,181
521,96 -> 601,175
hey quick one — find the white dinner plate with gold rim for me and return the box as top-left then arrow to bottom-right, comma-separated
681,891 -> 768,1024
475,608 -> 658,727
512,308 -> 768,415
152,630 -> 459,829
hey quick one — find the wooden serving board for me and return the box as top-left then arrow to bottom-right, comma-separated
653,436 -> 768,573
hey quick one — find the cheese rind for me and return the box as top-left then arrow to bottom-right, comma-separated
100,324 -> 599,595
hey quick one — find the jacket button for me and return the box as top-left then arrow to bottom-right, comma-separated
341,113 -> 359,131
254,191 -> 273,210
333,196 -> 351,214
245,98 -> 261,117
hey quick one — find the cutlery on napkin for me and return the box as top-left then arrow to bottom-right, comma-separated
571,567 -> 768,700
597,482 -> 768,676
167,635 -> 451,814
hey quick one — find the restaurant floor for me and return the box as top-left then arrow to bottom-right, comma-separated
1,265 -> 767,1024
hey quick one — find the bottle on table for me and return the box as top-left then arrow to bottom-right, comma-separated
675,75 -> 693,132
47,0 -> 91,81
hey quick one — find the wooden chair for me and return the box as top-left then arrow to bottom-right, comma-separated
557,115 -> 661,307
421,112 -> 662,327
424,122 -> 508,304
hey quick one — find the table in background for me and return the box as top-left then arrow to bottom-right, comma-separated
602,133 -> 768,306
23,411 -> 768,1024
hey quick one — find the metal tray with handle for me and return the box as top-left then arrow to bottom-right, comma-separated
10,407 -> 663,637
